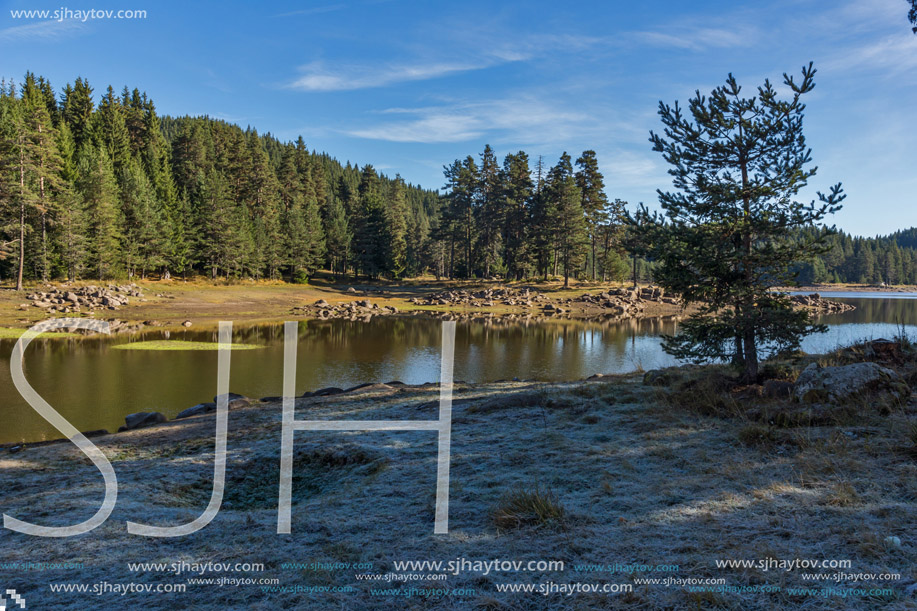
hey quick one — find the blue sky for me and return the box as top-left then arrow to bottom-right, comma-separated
0,0 -> 914,236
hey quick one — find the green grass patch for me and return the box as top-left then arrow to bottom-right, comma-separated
112,340 -> 264,351
0,327 -> 82,339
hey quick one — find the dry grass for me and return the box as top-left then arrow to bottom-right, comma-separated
1,373 -> 915,610
491,485 -> 567,530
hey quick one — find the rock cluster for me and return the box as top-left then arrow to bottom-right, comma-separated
570,286 -> 670,315
292,299 -> 399,320
25,284 -> 144,314
409,287 -> 545,308
789,293 -> 855,314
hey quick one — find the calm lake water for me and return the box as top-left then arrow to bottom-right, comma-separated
1,294 -> 915,444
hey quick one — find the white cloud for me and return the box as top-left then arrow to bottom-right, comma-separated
0,19 -> 85,42
633,26 -> 757,51
287,58 -> 512,92
823,34 -> 917,75
345,96 -> 590,144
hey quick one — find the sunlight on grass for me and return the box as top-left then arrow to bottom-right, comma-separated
112,340 -> 264,351
0,327 -> 82,339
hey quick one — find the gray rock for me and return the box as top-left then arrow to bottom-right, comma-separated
175,402 -> 216,419
794,362 -> 911,404
213,393 -> 251,409
119,411 -> 167,431
643,369 -> 673,386
343,383 -> 393,395
303,387 -> 344,398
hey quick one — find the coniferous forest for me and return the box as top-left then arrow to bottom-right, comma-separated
1,72 -> 915,289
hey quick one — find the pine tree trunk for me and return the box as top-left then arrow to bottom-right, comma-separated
16,137 -> 25,292
39,125 -> 47,282
742,329 -> 758,382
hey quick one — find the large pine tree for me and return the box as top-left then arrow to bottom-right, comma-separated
641,63 -> 845,381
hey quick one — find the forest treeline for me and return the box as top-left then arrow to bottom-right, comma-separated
0,72 -> 915,288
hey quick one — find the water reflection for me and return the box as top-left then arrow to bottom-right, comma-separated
0,296 -> 913,444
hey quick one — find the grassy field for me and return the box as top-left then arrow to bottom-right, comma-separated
111,340 -> 266,351
1,350 -> 915,609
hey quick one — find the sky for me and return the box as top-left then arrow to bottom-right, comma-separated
0,0 -> 914,237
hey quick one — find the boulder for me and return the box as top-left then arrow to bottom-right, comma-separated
303,386 -> 344,398
342,383 -> 393,395
174,402 -> 217,419
119,411 -> 167,431
213,393 -> 251,409
793,362 -> 911,404
643,369 -> 674,386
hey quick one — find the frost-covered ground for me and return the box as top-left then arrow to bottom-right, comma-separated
1,375 -> 915,610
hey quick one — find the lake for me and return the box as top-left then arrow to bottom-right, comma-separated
1,294 -> 915,444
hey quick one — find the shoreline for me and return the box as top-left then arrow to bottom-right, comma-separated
0,278 -> 897,333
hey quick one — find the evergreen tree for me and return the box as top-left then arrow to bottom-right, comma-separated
640,63 -> 845,381
54,122 -> 87,280
530,155 -> 556,279
78,144 -> 123,280
575,150 -> 609,281
324,195 -> 351,277
546,152 -> 587,287
21,72 -> 64,281
385,175 -> 408,279
477,144 -> 503,277
61,77 -> 94,148
501,151 -> 534,280
354,165 -> 387,278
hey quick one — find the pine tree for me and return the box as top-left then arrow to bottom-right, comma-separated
477,144 -> 503,277
54,122 -> 87,280
120,160 -> 166,278
640,63 -> 845,381
197,168 -> 249,278
93,86 -> 132,176
442,156 -> 479,278
61,77 -> 94,148
530,155 -> 556,279
575,150 -> 608,281
546,152 -> 588,288
324,195 -> 351,277
500,151 -> 533,280
385,175 -> 408,279
22,73 -> 64,281
0,81 -> 21,273
243,130 -> 282,278
78,144 -> 123,280
353,165 -> 387,278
